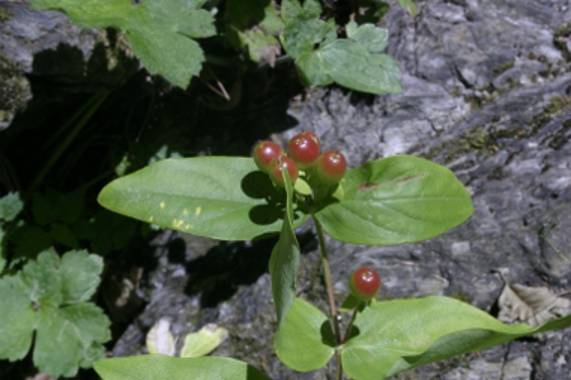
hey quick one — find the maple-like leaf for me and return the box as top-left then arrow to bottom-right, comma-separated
0,248 -> 110,377
498,282 -> 571,327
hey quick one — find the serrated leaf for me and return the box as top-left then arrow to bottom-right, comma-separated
269,171 -> 301,325
346,20 -> 388,53
0,249 -> 110,378
180,323 -> 229,358
498,283 -> 571,327
94,355 -> 271,380
281,18 -> 337,59
341,296 -> 571,380
273,297 -> 336,371
314,155 -> 473,245
29,0 -> 216,88
146,319 -> 176,356
0,192 -> 24,222
98,157 -> 308,241
296,39 -> 402,94
281,0 -> 322,23
238,29 -> 281,64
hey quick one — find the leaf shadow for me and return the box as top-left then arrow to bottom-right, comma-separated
185,230 -> 317,308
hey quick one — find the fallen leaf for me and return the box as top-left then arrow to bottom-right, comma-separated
146,318 -> 176,356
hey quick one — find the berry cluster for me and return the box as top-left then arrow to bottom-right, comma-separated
253,131 -> 347,188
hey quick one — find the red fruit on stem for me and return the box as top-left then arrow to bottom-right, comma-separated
349,267 -> 381,302
269,156 -> 299,187
287,133 -> 320,169
316,150 -> 347,184
253,141 -> 283,173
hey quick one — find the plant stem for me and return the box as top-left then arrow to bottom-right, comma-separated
313,216 -> 342,343
343,305 -> 361,343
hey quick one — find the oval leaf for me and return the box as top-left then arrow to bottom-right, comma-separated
180,324 -> 229,358
315,155 -> 473,245
341,296 -> 571,380
94,354 -> 270,380
98,157 -> 307,241
273,298 -> 336,372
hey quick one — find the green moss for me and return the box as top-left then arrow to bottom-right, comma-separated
554,22 -> 571,61
491,59 -> 515,76
0,6 -> 12,21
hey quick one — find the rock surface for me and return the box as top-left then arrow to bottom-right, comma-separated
2,0 -> 571,379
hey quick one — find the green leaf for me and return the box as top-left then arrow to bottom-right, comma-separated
269,171 -> 300,325
10,224 -> 53,262
296,39 -> 402,94
98,157 -> 308,241
273,298 -> 336,371
0,249 -> 110,378
89,209 -> 136,255
32,192 -> 56,226
55,188 -> 85,224
180,323 -> 229,358
281,0 -> 322,23
341,296 -> 571,380
29,0 -> 216,88
0,192 -> 24,222
314,155 -> 473,245
49,223 -> 79,248
0,227 -> 5,271
346,20 -> 388,54
399,0 -> 418,17
94,354 -> 271,380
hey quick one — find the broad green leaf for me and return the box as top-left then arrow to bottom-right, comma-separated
341,296 -> 571,380
314,155 -> 473,245
269,171 -> 300,325
281,18 -> 337,59
94,354 -> 271,380
98,157 -> 308,241
180,323 -> 229,358
273,298 -> 336,371
399,0 -> 418,17
29,0 -> 216,88
0,249 -> 110,378
0,192 -> 23,222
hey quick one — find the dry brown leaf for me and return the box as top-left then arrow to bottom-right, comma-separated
498,282 -> 570,327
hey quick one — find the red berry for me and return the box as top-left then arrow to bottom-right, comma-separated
349,267 -> 381,302
253,141 -> 283,173
316,150 -> 347,184
269,156 -> 299,187
287,133 -> 320,169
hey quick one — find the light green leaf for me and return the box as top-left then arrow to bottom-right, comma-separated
0,192 -> 24,222
281,0 -> 322,23
281,18 -> 337,59
296,39 -> 402,94
180,323 -> 229,358
269,171 -> 300,325
314,155 -> 473,245
346,20 -> 388,53
273,298 -> 336,371
341,296 -> 571,380
0,249 -> 110,378
29,0 -> 216,88
399,0 -> 418,17
98,157 -> 308,241
94,354 -> 271,380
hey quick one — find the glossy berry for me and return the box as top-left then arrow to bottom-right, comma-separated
316,150 -> 347,184
253,141 -> 283,173
287,133 -> 320,169
349,267 -> 381,302
269,156 -> 299,187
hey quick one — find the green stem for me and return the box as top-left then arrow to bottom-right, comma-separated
343,305 -> 361,343
313,216 -> 342,343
